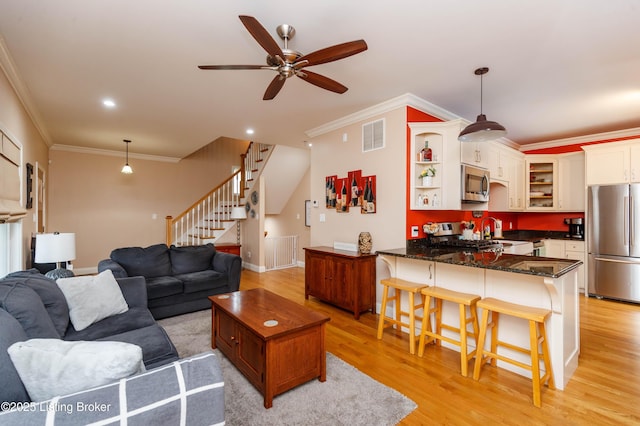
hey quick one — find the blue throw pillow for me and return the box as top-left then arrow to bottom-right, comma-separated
6,269 -> 70,337
0,282 -> 60,338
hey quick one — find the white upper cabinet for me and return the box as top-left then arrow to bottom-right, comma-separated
461,141 -> 490,169
558,152 -> 585,211
583,140 -> 640,185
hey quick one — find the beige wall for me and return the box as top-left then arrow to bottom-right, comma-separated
264,167 -> 311,265
48,138 -> 248,270
308,108 -> 407,254
0,67 -> 50,267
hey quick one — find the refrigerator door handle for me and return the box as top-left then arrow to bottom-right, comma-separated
631,195 -> 635,249
624,195 -> 630,246
593,256 -> 640,264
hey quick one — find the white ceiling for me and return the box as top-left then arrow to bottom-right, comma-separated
1,1 -> 639,158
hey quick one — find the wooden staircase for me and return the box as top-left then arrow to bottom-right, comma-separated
165,142 -> 272,246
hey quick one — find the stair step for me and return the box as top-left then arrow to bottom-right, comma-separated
256,159 -> 264,163
260,148 -> 269,153
188,234 -> 217,240
196,226 -> 225,231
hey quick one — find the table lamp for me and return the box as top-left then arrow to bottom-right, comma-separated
35,232 -> 76,279
230,207 -> 247,245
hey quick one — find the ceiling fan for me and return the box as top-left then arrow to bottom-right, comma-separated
198,15 -> 368,100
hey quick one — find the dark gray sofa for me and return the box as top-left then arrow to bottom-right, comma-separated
0,269 -> 224,424
98,243 -> 242,319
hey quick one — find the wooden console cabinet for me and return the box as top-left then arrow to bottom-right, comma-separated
304,246 -> 376,319
215,243 -> 241,255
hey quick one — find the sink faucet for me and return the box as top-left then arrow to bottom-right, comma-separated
480,217 -> 498,240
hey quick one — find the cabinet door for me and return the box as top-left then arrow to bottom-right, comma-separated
329,256 -> 355,309
558,152 -> 585,211
305,252 -> 330,300
630,144 -> 640,182
544,239 -> 564,258
506,152 -> 525,210
585,144 -> 629,185
215,310 -> 238,360
461,142 -> 490,169
565,241 -> 585,292
236,324 -> 265,390
526,157 -> 558,210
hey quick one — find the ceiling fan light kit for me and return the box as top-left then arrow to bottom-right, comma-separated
458,67 -> 507,143
198,15 -> 367,100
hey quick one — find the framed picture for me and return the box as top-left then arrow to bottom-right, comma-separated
305,200 -> 311,227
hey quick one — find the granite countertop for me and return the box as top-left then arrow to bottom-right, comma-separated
375,246 -> 582,278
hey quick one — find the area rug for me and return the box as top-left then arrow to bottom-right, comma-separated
159,310 -> 417,425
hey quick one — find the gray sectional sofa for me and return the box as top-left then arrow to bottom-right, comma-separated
0,269 -> 224,425
98,243 -> 242,319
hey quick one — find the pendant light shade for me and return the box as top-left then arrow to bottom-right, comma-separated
458,67 -> 507,143
121,139 -> 133,174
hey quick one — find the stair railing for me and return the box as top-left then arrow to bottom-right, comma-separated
165,141 -> 272,247
165,172 -> 242,247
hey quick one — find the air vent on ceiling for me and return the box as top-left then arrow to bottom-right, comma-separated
362,119 -> 385,152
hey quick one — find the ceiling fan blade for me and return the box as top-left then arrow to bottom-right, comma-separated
198,65 -> 272,70
239,15 -> 284,61
296,40 -> 367,67
297,70 -> 348,94
263,75 -> 286,100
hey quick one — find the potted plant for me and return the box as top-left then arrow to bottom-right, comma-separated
420,166 -> 436,186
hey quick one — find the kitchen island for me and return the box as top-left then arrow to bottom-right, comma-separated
376,245 -> 582,390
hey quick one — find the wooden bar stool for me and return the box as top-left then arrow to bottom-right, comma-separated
377,278 -> 427,354
472,297 -> 555,407
417,286 -> 480,377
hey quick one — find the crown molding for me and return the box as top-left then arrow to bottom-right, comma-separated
304,92 -> 520,149
0,37 -> 52,146
520,126 -> 640,152
50,144 -> 180,163
305,93 -> 460,138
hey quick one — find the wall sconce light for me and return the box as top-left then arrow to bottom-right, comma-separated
121,139 -> 133,174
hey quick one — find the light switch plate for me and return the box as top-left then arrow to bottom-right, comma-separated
411,226 -> 419,237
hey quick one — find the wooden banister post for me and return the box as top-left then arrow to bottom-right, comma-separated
165,216 -> 173,246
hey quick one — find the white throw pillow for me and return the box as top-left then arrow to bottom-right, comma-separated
56,269 -> 129,331
8,338 -> 145,402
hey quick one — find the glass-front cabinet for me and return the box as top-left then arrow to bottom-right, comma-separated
526,156 -> 558,210
409,120 -> 463,210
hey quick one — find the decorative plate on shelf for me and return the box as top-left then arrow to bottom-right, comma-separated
251,190 -> 259,205
245,202 -> 251,212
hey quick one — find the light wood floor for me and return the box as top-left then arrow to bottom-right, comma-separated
240,267 -> 640,425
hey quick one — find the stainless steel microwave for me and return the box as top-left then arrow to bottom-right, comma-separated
461,164 -> 490,203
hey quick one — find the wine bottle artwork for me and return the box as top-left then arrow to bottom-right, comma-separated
324,170 -> 376,215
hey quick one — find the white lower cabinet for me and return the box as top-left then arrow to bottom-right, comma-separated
543,239 -> 585,293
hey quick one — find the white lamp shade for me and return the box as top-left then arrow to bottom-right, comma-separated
230,207 -> 247,220
35,233 -> 76,263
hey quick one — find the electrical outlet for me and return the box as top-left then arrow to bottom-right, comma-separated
247,251 -> 252,259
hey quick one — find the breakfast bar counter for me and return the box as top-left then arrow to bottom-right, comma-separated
376,245 -> 582,389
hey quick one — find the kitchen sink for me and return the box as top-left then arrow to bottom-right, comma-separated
493,240 -> 534,255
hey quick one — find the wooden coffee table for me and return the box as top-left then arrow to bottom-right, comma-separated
209,288 -> 330,408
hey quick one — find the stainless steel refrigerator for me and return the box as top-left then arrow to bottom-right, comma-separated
588,184 -> 640,303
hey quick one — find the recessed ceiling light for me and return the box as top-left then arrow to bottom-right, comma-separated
246,128 -> 254,135
102,99 -> 116,108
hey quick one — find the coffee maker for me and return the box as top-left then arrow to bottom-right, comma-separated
565,218 -> 584,239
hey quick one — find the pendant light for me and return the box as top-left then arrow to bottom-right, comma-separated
458,67 -> 507,142
121,139 -> 133,174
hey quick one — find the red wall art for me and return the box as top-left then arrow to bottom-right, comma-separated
325,170 -> 376,214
